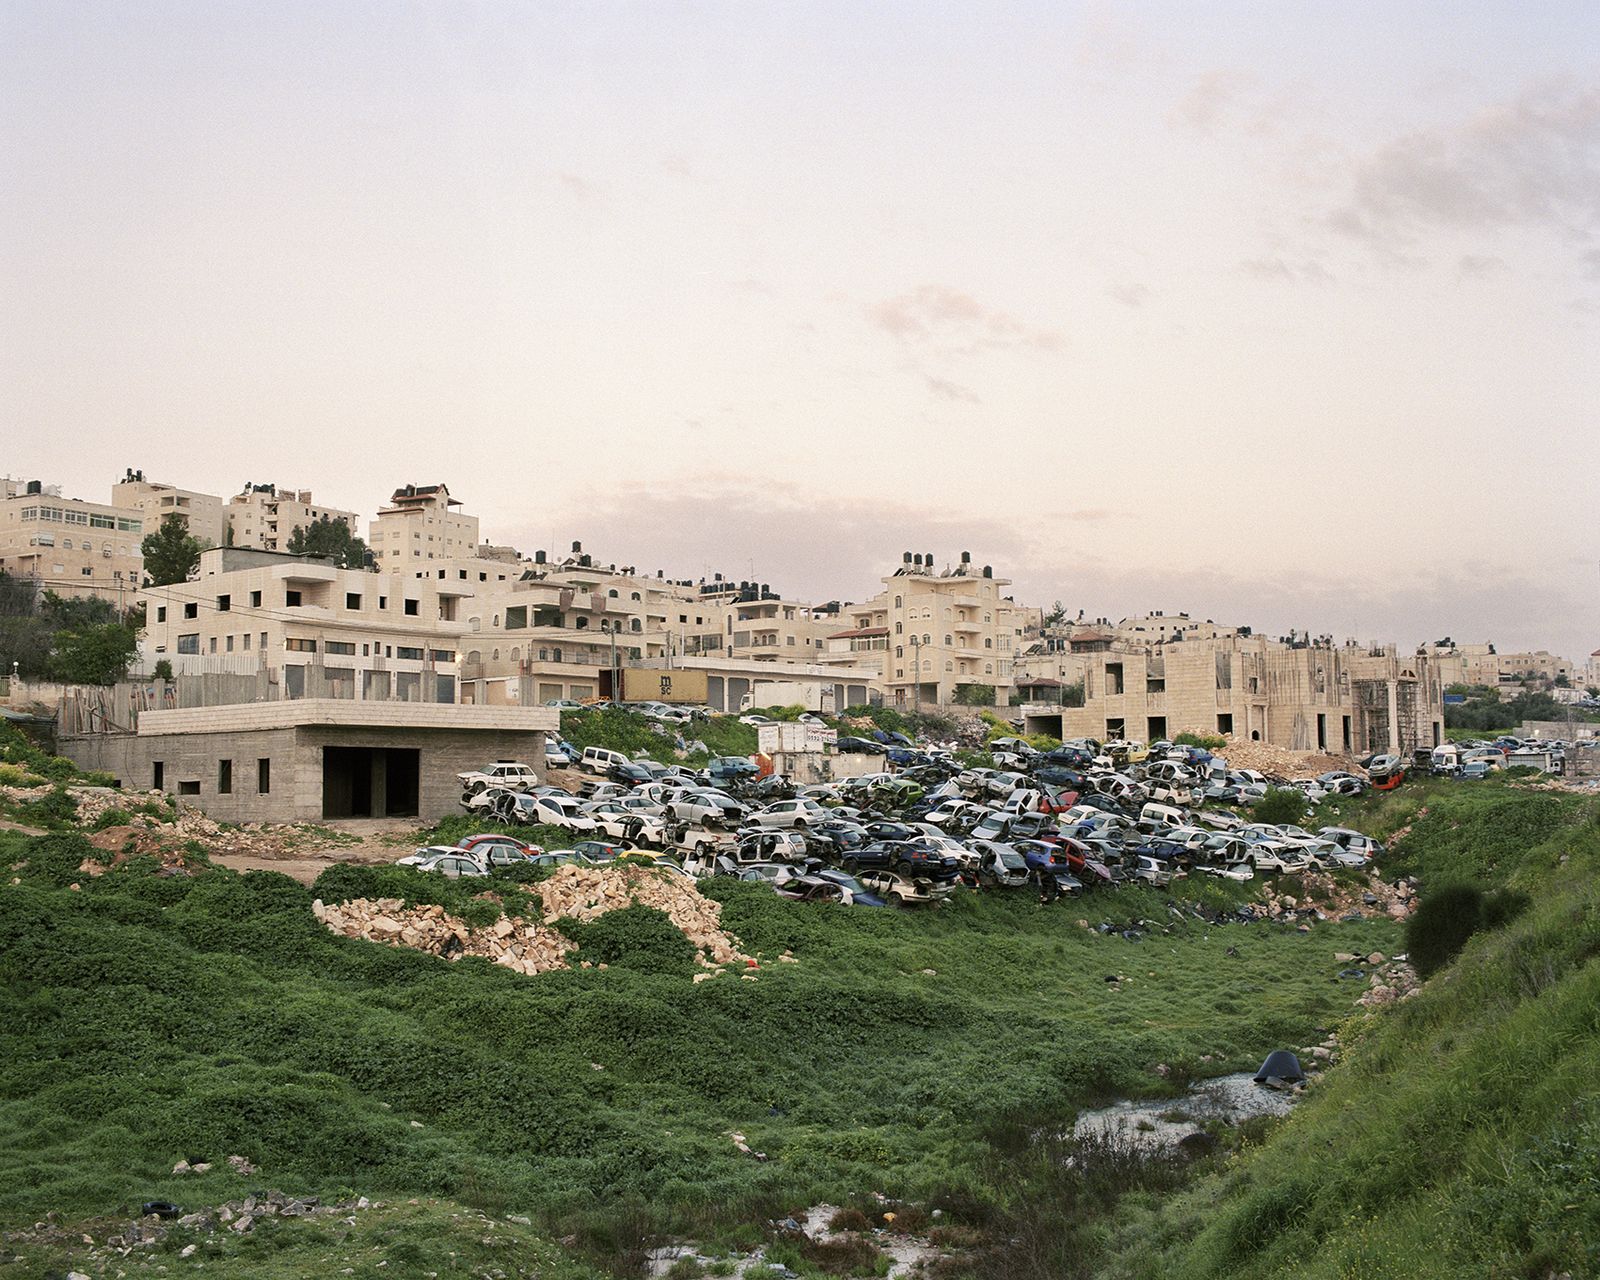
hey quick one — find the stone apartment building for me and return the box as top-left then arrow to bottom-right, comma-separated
821,552 -> 1023,708
0,478 -> 145,608
368,483 -> 480,567
142,547 -> 465,703
1427,641 -> 1575,692
1023,632 -> 1446,756
226,483 -> 360,552
111,471 -> 227,549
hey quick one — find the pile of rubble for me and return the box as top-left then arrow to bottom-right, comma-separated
313,897 -> 575,976
536,864 -> 752,967
1352,954 -> 1421,1007
1217,737 -> 1353,778
1249,870 -> 1417,923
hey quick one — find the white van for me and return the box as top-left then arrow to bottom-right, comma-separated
581,746 -> 631,775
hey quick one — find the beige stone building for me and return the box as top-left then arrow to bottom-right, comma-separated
1023,633 -> 1446,756
1427,641 -> 1574,693
834,552 -> 1024,708
368,483 -> 480,567
111,471 -> 226,549
226,483 -> 360,552
0,478 -> 144,608
142,547 -> 466,703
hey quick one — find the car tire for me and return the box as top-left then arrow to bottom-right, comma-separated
897,860 -> 914,876
890,893 -> 907,908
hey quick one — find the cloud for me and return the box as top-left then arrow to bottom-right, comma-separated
1238,257 -> 1334,284
1456,253 -> 1507,279
509,481 -> 1596,658
1108,282 -> 1152,308
1170,70 -> 1255,136
866,284 -> 1062,354
924,375 -> 980,403
1329,82 -> 1600,253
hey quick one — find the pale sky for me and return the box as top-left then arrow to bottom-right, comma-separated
4,2 -> 1598,657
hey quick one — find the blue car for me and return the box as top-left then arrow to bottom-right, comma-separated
815,868 -> 888,907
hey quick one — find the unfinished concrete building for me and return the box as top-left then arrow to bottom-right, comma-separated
1022,634 -> 1445,757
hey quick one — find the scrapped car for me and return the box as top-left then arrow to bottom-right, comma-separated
856,869 -> 956,907
670,790 -> 746,828
747,798 -> 829,829
458,761 -> 539,796
413,852 -> 490,878
970,840 -> 1031,887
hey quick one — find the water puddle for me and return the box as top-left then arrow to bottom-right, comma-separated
1072,1072 -> 1298,1151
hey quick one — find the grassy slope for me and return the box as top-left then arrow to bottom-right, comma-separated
0,830 -> 1395,1254
1106,778 -> 1600,1279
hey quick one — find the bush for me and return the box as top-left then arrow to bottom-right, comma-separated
1174,731 -> 1225,750
1252,787 -> 1308,826
556,905 -> 698,976
1405,884 -> 1485,977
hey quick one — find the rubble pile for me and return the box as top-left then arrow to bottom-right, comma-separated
536,864 -> 753,966
1357,956 -> 1421,1007
1217,737 -> 1353,777
313,897 -> 575,975
1248,870 -> 1417,923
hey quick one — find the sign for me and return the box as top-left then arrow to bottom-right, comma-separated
619,668 -> 710,705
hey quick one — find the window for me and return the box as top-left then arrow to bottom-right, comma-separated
346,592 -> 362,610
208,637 -> 217,654
178,780 -> 200,796
177,634 -> 199,654
259,632 -> 268,650
258,758 -> 270,794
153,761 -> 164,790
285,638 -> 317,652
156,606 -> 166,622
396,646 -> 424,661
285,590 -> 302,607
944,634 -> 952,646
218,760 -> 232,794
225,635 -> 234,652
430,649 -> 455,663
217,594 -> 230,612
250,590 -> 261,607
1105,662 -> 1124,695
378,596 -> 387,610
894,596 -> 902,608
504,605 -> 527,629
243,633 -> 251,651
403,599 -> 419,616
325,641 -> 356,656
183,602 -> 198,619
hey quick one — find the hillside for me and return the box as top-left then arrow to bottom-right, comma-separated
1104,780 -> 1600,1279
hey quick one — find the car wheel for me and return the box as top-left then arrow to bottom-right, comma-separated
890,893 -> 907,908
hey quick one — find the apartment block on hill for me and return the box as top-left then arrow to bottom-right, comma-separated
226,483 -> 359,552
142,547 -> 465,703
0,478 -> 145,608
368,483 -> 480,566
111,471 -> 226,549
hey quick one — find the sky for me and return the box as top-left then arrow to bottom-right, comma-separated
3,1 -> 1598,658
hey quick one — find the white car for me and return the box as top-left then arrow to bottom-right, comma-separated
747,798 -> 828,829
412,852 -> 490,878
856,870 -> 955,907
523,794 -> 600,833
670,790 -> 746,828
738,713 -> 777,726
397,844 -> 464,867
458,761 -> 539,795
585,801 -> 668,846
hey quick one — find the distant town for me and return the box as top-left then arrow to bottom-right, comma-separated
2,468 -> 1595,825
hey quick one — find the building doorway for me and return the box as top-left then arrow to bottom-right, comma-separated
322,746 -> 420,819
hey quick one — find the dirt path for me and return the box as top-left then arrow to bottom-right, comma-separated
208,818 -> 425,885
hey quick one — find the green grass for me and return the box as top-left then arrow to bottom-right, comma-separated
0,827 -> 1395,1261
1101,782 -> 1600,1280
558,707 -> 758,766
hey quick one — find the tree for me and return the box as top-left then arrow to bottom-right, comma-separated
286,516 -> 369,568
1253,787 -> 1308,825
141,514 -> 202,586
49,622 -> 139,686
953,683 -> 996,706
1043,600 -> 1067,628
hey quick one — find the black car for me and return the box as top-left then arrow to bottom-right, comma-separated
845,839 -> 957,876
836,736 -> 886,754
1032,765 -> 1087,789
608,761 -> 655,786
864,820 -> 921,843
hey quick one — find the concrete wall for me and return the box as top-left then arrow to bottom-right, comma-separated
62,723 -> 550,824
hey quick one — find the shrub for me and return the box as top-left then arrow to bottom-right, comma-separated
1174,731 -> 1225,750
1405,884 -> 1484,977
557,905 -> 698,976
1252,787 -> 1308,826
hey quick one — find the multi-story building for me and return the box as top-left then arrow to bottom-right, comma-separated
1427,642 -> 1575,693
1022,633 -> 1446,756
111,471 -> 226,549
844,551 -> 1024,707
368,484 -> 480,567
0,478 -> 144,608
226,484 -> 360,553
142,547 -> 465,703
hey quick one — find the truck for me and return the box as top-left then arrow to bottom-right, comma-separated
739,680 -> 825,713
